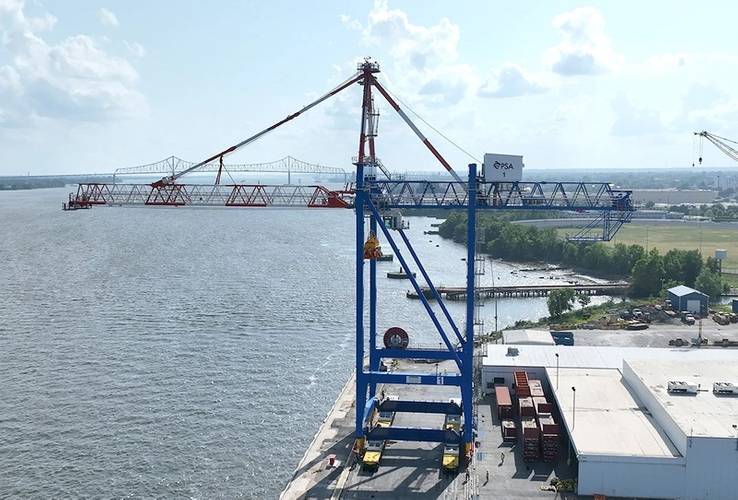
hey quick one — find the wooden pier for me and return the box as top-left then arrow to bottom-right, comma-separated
407,283 -> 629,301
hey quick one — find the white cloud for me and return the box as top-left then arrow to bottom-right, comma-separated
643,52 -> 689,73
546,7 -> 621,76
124,40 -> 146,58
684,82 -> 726,111
0,0 -> 144,127
361,0 -> 459,71
479,64 -> 547,98
339,13 -> 361,31
678,83 -> 738,133
611,94 -> 664,136
343,0 -> 474,105
97,8 -> 119,28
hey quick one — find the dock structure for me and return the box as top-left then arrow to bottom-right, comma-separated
279,374 -> 357,500
407,283 -> 629,301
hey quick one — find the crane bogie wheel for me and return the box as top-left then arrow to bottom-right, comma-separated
384,327 -> 409,349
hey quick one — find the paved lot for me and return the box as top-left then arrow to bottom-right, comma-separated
571,321 -> 738,348
284,358 -> 585,499
474,394 -> 578,500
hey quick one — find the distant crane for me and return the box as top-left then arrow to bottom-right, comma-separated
64,59 -> 634,462
693,131 -> 738,166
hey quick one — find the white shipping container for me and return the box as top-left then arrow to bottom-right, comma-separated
482,153 -> 524,182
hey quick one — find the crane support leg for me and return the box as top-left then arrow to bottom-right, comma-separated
462,164 -> 477,452
368,215 -> 378,400
355,162 -> 367,447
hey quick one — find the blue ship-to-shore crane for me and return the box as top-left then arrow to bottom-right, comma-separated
65,60 -> 634,458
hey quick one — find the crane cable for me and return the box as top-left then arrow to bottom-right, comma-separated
381,83 -> 483,166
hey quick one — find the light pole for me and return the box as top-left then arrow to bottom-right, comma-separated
572,386 -> 577,430
567,386 -> 577,466
555,353 -> 560,390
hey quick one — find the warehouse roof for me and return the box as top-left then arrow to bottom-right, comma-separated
667,285 -> 706,297
502,329 -> 555,345
626,359 -> 738,439
484,345 -> 738,457
546,367 -> 681,458
484,345 -> 737,370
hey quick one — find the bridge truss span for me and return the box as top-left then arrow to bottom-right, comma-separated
112,155 -> 348,183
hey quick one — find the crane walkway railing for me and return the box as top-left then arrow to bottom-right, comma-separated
69,180 -> 633,212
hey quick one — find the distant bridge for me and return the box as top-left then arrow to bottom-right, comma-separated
112,156 -> 348,183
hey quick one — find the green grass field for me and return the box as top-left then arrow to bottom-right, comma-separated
557,223 -> 738,268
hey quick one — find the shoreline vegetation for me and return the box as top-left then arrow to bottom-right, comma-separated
437,212 -> 728,312
0,176 -> 113,191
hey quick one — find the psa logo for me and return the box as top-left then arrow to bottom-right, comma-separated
493,161 -> 515,170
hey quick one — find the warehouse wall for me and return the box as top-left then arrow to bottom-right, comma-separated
578,455 -> 685,498
623,361 -> 738,499
481,366 -> 546,395
683,437 -> 738,500
622,361 -> 688,454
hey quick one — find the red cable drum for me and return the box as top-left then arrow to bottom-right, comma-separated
383,327 -> 409,349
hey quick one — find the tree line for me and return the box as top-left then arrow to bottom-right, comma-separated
438,213 -> 726,298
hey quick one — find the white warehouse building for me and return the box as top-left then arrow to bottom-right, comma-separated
482,345 -> 738,499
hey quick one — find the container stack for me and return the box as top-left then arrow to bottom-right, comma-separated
529,379 -> 545,398
533,396 -> 552,415
521,418 -> 540,462
538,414 -> 560,462
501,419 -> 517,442
514,371 -> 530,398
495,385 -> 513,420
519,396 -> 535,418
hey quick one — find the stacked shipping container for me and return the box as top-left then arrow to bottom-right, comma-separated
538,414 -> 560,462
522,419 -> 540,462
501,419 -> 517,442
495,385 -> 512,419
495,385 -> 517,442
503,373 -> 562,463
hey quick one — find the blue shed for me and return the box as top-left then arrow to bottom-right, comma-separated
667,285 -> 708,316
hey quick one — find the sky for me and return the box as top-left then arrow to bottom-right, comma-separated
1,0 -> 737,175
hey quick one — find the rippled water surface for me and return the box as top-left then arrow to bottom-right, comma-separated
1,188 -> 595,498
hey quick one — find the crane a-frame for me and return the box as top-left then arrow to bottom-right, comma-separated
66,60 -> 634,459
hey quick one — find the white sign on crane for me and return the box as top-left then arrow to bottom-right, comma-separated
482,153 -> 524,182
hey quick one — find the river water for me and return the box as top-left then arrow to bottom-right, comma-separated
0,187 -> 606,498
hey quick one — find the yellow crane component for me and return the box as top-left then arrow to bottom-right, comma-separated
363,231 -> 383,260
442,444 -> 460,471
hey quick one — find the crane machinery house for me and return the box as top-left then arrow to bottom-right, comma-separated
482,153 -> 524,182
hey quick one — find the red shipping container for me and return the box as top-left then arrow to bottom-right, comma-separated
501,420 -> 517,441
495,385 -> 513,419
514,371 -> 530,398
529,379 -> 545,398
519,397 -> 535,418
533,396 -> 552,415
495,385 -> 512,406
522,418 -> 539,438
538,414 -> 560,435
